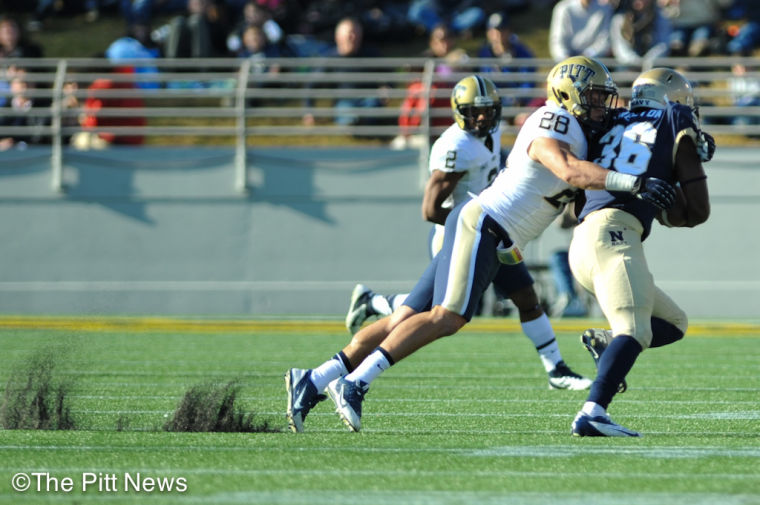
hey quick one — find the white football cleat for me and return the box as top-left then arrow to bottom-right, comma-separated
548,361 -> 592,390
345,284 -> 375,335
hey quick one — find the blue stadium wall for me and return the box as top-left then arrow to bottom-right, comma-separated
0,146 -> 757,319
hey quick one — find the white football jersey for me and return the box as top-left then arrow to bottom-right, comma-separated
428,123 -> 501,255
477,103 -> 587,249
428,123 -> 501,209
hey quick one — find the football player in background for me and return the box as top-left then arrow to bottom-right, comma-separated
569,68 -> 712,437
285,74 -> 592,433
325,56 -> 676,432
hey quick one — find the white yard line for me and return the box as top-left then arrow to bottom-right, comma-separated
4,490 -> 754,505
3,444 -> 760,458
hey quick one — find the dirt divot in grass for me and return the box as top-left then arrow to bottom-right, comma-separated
1,347 -> 76,430
164,380 -> 278,433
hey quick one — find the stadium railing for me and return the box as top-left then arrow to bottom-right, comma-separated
0,56 -> 758,192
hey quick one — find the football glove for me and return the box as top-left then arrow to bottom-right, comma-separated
632,176 -> 676,211
697,131 -> 715,162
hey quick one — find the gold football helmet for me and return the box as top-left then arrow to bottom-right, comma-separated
451,75 -> 502,137
546,55 -> 618,131
630,67 -> 695,110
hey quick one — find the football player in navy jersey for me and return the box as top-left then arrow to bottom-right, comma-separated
323,56 -> 676,432
569,68 -> 713,437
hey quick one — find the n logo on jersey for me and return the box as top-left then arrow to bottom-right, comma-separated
608,230 -> 625,244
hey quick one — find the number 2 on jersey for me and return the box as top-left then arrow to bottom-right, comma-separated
596,122 -> 656,175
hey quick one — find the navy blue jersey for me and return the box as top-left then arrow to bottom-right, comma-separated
579,103 -> 699,239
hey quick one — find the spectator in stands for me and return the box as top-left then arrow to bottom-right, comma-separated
74,66 -> 147,149
725,1 -> 760,55
549,0 -> 613,61
407,0 -> 486,35
423,23 -> 469,78
226,1 -> 284,55
302,17 -> 388,127
659,0 -> 732,57
0,18 -> 43,109
152,0 -> 229,58
0,67 -> 47,150
61,79 -> 80,144
392,24 -> 467,148
236,24 -> 281,60
728,62 -> 760,128
477,12 -> 536,108
105,23 -> 161,89
610,0 -> 671,67
0,17 -> 43,59
235,23 -> 284,106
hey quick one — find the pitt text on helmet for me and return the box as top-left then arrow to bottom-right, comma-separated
556,63 -> 596,83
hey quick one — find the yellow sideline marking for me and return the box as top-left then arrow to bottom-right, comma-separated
0,316 -> 756,336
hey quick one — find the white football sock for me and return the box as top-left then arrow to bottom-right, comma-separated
310,356 -> 348,392
369,295 -> 393,316
521,313 -> 562,372
582,401 -> 606,418
389,294 -> 408,311
345,348 -> 392,385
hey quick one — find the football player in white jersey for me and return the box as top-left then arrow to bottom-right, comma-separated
344,76 -> 590,387
284,75 -> 591,433
325,55 -> 677,432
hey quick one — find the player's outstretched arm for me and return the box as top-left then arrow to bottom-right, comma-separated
528,137 -> 610,190
530,136 -> 675,210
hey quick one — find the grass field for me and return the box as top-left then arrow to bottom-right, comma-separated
0,316 -> 758,504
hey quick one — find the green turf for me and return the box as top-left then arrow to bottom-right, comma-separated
0,321 -> 758,504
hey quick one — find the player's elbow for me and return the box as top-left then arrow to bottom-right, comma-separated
422,203 -> 447,225
421,202 -> 435,222
684,205 -> 710,227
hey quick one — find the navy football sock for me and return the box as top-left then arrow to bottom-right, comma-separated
588,335 -> 642,409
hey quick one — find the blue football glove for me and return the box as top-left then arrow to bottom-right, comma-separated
697,131 -> 715,162
632,177 -> 676,211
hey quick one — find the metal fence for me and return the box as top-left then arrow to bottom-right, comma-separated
1,56 -> 759,192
